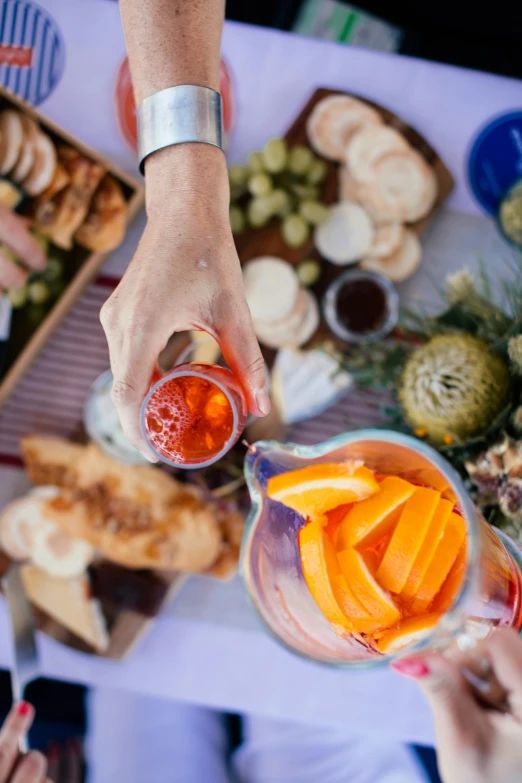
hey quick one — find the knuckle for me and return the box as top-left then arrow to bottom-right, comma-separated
243,354 -> 265,377
99,301 -> 118,333
111,379 -> 139,406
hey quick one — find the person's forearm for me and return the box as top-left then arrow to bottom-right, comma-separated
120,0 -> 225,104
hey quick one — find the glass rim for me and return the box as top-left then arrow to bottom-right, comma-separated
240,428 -> 480,669
140,367 -> 240,470
322,269 -> 400,344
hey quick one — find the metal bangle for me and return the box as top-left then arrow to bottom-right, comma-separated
137,85 -> 224,174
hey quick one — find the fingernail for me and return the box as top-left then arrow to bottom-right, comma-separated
391,658 -> 430,679
255,388 -> 271,416
17,701 -> 32,716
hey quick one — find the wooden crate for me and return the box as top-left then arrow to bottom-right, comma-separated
234,87 -> 455,364
0,85 -> 144,407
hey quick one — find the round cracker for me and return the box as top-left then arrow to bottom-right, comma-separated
11,115 -> 39,182
404,164 -> 438,222
338,166 -> 362,202
361,229 -> 421,282
0,110 -> 24,175
22,131 -> 57,196
367,222 -> 405,257
256,290 -> 319,349
358,149 -> 434,223
314,201 -> 374,265
306,95 -> 382,161
243,256 -> 300,324
254,286 -> 308,334
345,125 -> 408,183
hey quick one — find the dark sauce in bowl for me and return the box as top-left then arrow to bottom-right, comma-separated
336,278 -> 387,334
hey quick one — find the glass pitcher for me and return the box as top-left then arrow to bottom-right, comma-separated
241,430 -> 522,668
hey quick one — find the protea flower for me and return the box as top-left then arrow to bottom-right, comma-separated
399,334 -> 510,443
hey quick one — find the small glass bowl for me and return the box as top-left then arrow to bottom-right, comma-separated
323,269 -> 399,344
84,370 -> 150,466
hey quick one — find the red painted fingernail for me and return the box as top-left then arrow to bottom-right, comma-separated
17,701 -> 31,716
391,659 -> 430,678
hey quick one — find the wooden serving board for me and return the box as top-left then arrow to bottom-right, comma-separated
0,85 -> 145,408
234,87 -> 455,364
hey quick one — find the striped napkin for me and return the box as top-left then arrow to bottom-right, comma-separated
0,276 -> 117,467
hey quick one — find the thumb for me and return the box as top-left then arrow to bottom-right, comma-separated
392,653 -> 487,750
214,300 -> 271,418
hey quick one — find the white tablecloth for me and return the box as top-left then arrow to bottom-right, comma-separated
1,0 -> 521,746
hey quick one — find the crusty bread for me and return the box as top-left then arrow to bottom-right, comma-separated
20,436 -> 224,572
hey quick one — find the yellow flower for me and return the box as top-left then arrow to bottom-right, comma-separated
443,434 -> 454,445
414,427 -> 427,437
508,335 -> 522,375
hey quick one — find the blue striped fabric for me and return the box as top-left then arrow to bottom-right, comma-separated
0,0 -> 65,105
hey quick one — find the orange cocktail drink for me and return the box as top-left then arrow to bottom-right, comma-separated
141,363 -> 247,468
241,432 -> 522,665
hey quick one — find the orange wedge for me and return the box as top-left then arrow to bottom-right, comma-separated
268,462 -> 379,520
442,488 -> 458,504
337,476 -> 415,549
401,498 -> 454,601
377,487 -> 441,594
324,504 -> 353,546
338,548 -> 401,628
414,468 -> 449,493
431,542 -> 467,614
298,520 -> 353,632
376,613 -> 441,654
411,512 -> 466,614
332,574 -> 384,633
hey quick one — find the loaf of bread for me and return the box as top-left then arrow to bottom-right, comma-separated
21,436 -> 224,572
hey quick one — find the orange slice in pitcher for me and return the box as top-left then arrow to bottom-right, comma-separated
324,504 -> 353,547
401,498 -> 454,602
332,574 -> 384,634
337,476 -> 415,549
411,512 -> 466,614
338,548 -> 401,627
298,520 -> 353,632
376,613 -> 441,654
377,487 -> 441,594
413,467 -> 457,504
431,541 -> 467,614
268,462 -> 379,520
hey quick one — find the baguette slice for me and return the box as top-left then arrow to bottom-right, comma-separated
361,229 -> 421,282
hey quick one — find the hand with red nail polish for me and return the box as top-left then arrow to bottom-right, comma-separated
392,627 -> 522,783
0,204 -> 47,291
0,702 -> 49,783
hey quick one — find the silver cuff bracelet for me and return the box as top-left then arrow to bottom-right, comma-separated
137,85 -> 224,174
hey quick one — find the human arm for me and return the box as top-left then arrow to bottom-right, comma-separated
101,0 -> 269,459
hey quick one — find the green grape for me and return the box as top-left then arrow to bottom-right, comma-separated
247,151 -> 265,173
229,205 -> 246,235
297,259 -> 321,287
28,280 -> 50,304
43,257 -> 63,282
291,183 -> 319,200
281,214 -> 310,248
269,188 -> 292,217
299,199 -> 329,225
7,285 -> 28,308
288,145 -> 314,176
307,159 -> 328,185
228,164 -> 249,188
247,196 -> 273,228
262,137 -> 288,173
248,172 -> 273,197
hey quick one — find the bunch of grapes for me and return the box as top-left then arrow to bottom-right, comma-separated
228,137 -> 329,248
